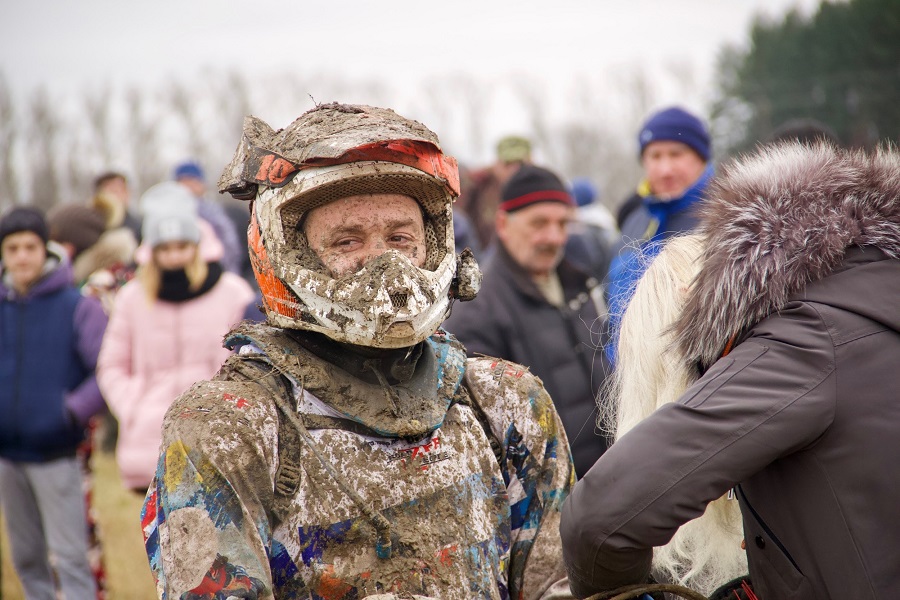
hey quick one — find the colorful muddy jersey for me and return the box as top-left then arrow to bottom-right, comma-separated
142,323 -> 575,600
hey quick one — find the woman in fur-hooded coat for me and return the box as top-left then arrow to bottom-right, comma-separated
561,142 -> 900,600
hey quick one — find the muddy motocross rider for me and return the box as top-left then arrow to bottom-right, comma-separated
141,103 -> 577,600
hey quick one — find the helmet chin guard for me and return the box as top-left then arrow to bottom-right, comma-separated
230,103 -> 480,348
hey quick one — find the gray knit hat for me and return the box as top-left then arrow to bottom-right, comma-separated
143,212 -> 200,248
140,182 -> 200,247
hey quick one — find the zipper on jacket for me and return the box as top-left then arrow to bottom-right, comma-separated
736,484 -> 804,575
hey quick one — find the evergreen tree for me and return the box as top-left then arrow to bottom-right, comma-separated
712,0 -> 900,154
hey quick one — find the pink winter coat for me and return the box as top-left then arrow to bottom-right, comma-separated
98,228 -> 255,489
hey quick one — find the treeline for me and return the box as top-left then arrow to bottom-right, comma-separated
2,0 -> 898,213
0,69 -> 656,213
713,0 -> 900,154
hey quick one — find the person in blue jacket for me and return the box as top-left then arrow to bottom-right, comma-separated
0,206 -> 108,600
606,107 -> 713,364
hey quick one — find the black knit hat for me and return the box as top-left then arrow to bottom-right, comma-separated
499,164 -> 574,213
0,207 -> 49,254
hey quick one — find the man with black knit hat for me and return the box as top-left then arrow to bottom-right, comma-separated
606,106 -> 714,364
446,164 -> 611,478
0,206 -> 108,600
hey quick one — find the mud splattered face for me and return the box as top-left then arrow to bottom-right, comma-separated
303,194 -> 427,277
496,201 -> 573,279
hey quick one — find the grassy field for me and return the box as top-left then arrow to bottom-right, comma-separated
1,451 -> 158,600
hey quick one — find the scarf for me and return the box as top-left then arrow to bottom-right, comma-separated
157,261 -> 223,303
643,163 -> 714,240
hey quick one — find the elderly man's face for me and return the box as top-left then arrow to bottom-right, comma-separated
496,202 -> 573,279
642,140 -> 707,200
303,194 -> 428,277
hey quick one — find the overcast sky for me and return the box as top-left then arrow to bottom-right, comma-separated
2,0 -> 822,97
0,0 -> 825,166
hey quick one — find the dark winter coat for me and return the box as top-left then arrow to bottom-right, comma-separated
444,242 -> 610,478
0,246 -> 108,462
561,144 -> 900,599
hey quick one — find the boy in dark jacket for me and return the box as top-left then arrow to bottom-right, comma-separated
0,206 -> 108,600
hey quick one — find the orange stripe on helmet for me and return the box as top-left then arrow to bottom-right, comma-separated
254,153 -> 299,186
248,209 -> 299,321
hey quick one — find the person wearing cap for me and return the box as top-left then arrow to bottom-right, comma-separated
47,202 -> 138,313
171,160 -> 245,275
0,206 -> 108,600
97,182 -> 255,494
605,106 -> 714,365
140,103 -> 576,600
445,164 -> 610,479
460,134 -> 534,252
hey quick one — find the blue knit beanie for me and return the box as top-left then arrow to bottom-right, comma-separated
570,178 -> 597,207
638,107 -> 710,162
172,160 -> 205,181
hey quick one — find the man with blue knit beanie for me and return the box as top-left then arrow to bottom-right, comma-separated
605,106 -> 713,364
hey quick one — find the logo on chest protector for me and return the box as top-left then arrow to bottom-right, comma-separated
384,435 -> 452,471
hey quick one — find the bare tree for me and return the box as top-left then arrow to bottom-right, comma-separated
84,84 -> 115,167
0,75 -> 19,209
126,87 -> 165,196
27,88 -> 62,211
0,65 -> 680,223
213,70 -> 253,168
511,73 -> 559,168
169,79 -> 205,163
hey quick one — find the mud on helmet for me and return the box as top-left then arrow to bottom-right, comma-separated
219,103 -> 481,348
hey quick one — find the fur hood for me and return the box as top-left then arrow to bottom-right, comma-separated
673,142 -> 900,371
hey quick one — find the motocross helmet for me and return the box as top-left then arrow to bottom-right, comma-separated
219,103 -> 481,348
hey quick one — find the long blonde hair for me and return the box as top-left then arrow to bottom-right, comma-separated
137,244 -> 207,303
602,234 -> 747,595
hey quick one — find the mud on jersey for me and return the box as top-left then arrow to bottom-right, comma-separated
142,325 -> 576,600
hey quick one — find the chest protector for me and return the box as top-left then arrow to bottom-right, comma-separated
218,323 -> 509,598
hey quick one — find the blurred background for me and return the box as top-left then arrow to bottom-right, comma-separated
1,1 -> 899,597
2,0 -> 897,215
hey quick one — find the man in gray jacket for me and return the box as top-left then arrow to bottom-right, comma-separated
560,143 -> 900,599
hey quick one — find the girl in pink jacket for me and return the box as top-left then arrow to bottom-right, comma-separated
98,182 -> 255,492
